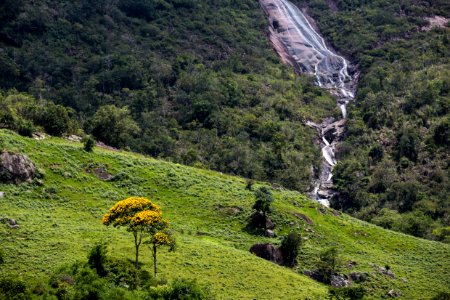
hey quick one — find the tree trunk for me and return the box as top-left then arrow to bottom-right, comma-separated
134,231 -> 142,269
153,244 -> 157,277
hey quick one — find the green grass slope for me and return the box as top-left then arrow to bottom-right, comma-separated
0,129 -> 449,299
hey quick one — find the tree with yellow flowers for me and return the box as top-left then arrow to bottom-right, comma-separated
146,226 -> 175,277
102,197 -> 164,269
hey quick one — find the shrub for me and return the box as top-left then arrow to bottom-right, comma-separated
83,135 -> 96,152
316,247 -> 341,284
328,286 -> 365,300
88,243 -> 108,276
280,232 -> 302,267
150,278 -> 212,300
0,278 -> 29,299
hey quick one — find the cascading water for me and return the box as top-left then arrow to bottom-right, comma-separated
260,0 -> 358,206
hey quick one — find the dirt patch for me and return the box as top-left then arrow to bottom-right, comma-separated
422,16 -> 449,31
92,167 -> 112,180
85,164 -> 113,180
293,212 -> 314,225
216,205 -> 243,216
96,141 -> 118,151
331,210 -> 341,217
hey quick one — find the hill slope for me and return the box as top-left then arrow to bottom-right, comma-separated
0,130 -> 449,299
0,0 -> 339,192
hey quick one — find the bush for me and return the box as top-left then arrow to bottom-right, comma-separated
83,135 -> 96,152
0,249 -> 4,265
0,278 -> 29,299
150,278 -> 212,300
88,243 -> 108,276
328,286 -> 365,300
280,232 -> 302,267
316,247 -> 341,284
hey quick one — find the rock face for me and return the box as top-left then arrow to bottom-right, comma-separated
249,243 -> 284,265
0,152 -> 36,184
330,274 -> 350,287
264,229 -> 275,238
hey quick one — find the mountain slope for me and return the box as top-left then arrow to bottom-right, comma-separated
0,129 -> 449,299
0,0 -> 339,192
292,0 -> 450,241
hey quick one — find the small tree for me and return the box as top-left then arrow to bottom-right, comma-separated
102,197 -> 161,269
87,243 -> 108,276
317,247 -> 341,284
83,135 -> 96,152
253,187 -> 274,218
247,187 -> 275,233
146,229 -> 175,277
280,232 -> 302,267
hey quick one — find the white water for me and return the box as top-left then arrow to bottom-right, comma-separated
260,0 -> 357,206
271,0 -> 354,104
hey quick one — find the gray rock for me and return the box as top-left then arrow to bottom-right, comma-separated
350,272 -> 369,283
266,217 -> 275,230
387,289 -> 401,298
264,229 -> 275,238
249,243 -> 284,265
330,274 -> 350,287
0,192 -> 4,198
0,152 -> 36,184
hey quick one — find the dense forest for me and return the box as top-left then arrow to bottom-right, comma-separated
0,0 -> 340,193
0,0 -> 449,242
296,0 -> 450,241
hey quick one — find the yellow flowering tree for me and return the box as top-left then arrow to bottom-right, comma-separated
102,197 -> 162,268
146,229 -> 175,277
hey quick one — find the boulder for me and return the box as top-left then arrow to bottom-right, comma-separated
264,229 -> 275,238
0,192 -> 4,198
330,274 -> 350,287
266,217 -> 275,230
0,152 -> 36,184
249,243 -> 284,265
349,272 -> 368,283
387,290 -> 401,298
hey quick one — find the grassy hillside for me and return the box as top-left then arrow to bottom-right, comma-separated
0,129 -> 449,299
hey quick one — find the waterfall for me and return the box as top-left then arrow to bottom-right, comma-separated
260,0 -> 357,206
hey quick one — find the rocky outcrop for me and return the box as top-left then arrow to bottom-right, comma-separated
330,274 -> 350,287
0,217 -> 20,229
0,152 -> 36,184
249,243 -> 284,265
422,16 -> 449,31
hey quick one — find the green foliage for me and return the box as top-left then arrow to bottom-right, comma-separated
0,0 -> 336,193
0,130 -> 449,299
88,243 -> 108,277
431,291 -> 450,300
252,187 -> 274,216
92,105 -> 140,148
280,232 -> 302,267
328,286 -> 365,300
0,90 -> 76,137
302,0 -> 450,240
316,247 -> 341,284
83,135 -> 96,152
0,278 -> 29,300
149,278 -> 212,300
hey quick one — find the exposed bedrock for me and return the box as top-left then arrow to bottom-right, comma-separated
260,0 -> 358,206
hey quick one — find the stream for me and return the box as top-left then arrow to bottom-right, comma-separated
260,0 -> 358,206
